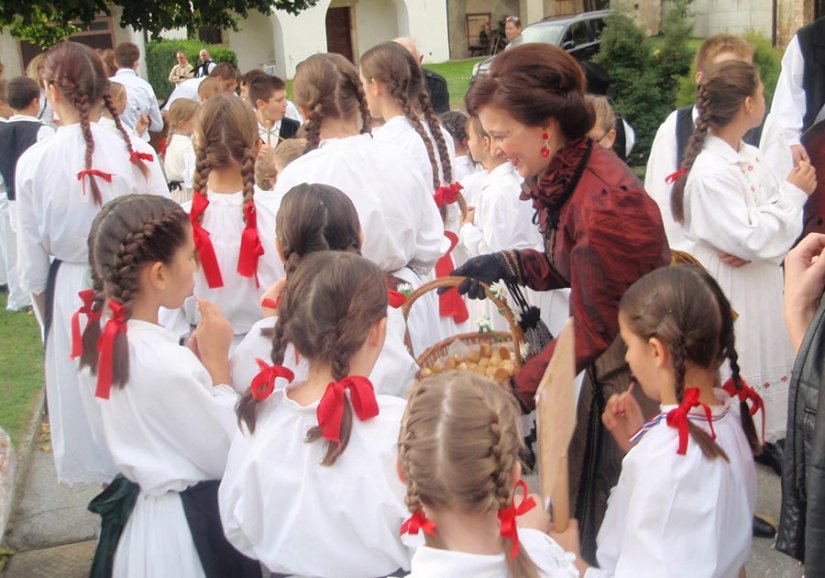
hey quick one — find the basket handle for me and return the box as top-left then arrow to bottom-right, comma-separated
401,276 -> 525,361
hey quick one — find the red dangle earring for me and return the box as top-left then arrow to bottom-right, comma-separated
540,132 -> 550,158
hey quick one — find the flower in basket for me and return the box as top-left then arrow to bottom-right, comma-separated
519,341 -> 531,361
476,315 -> 493,334
489,280 -> 507,300
398,283 -> 413,298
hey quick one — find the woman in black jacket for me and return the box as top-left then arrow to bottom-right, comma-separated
779,231 -> 825,575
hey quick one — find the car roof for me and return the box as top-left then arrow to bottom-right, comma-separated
531,9 -> 612,27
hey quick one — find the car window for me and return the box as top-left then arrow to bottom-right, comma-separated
570,21 -> 591,46
522,23 -> 565,46
590,18 -> 606,38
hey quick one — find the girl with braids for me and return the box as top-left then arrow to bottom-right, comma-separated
397,371 -> 582,578
231,183 -> 417,397
671,60 -> 816,443
184,92 -> 281,344
15,41 -> 168,484
554,266 -> 762,577
270,52 -> 445,354
220,251 -> 413,577
80,194 -> 259,578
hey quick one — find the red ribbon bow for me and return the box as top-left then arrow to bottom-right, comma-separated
400,509 -> 437,537
665,388 -> 716,455
249,358 -> 295,400
722,377 -> 766,442
70,289 -> 101,360
129,151 -> 154,164
316,376 -> 379,443
96,300 -> 128,400
261,296 -> 280,310
433,182 -> 463,207
387,289 -> 407,309
665,168 -> 689,184
497,480 -> 536,559
76,169 -> 113,197
435,231 -> 469,323
190,193 -> 224,288
238,200 -> 264,281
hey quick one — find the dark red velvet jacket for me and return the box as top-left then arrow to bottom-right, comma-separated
513,140 -> 670,408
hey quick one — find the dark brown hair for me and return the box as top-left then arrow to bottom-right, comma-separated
43,41 -> 149,205
292,53 -> 371,153
671,60 -> 759,224
360,41 -> 453,189
237,251 -> 387,466
440,110 -> 469,147
210,62 -> 238,83
87,195 -> 190,387
465,44 -> 594,142
6,76 -> 39,110
99,49 -> 118,77
114,42 -> 140,69
399,372 -> 539,578
620,265 -> 761,458
248,74 -> 286,107
192,92 -> 258,222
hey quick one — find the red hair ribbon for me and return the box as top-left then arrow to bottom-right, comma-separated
435,231 -> 469,323
249,358 -> 295,401
400,509 -> 437,537
387,289 -> 407,309
316,376 -> 379,443
70,289 -> 101,360
261,296 -> 280,310
76,169 -> 113,197
497,480 -> 536,559
665,388 -> 716,455
433,182 -> 463,207
665,168 -> 689,184
95,300 -> 128,400
129,151 -> 154,164
722,377 -> 766,441
237,200 -> 264,281
190,193 -> 224,288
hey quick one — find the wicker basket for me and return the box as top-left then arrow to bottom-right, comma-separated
401,276 -> 525,376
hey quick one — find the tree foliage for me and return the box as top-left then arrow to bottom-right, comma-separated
0,0 -> 319,47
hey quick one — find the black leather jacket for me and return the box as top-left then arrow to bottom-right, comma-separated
777,298 -> 825,576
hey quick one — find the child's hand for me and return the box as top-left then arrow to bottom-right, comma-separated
260,278 -> 287,317
602,383 -> 644,454
193,299 -> 232,386
461,207 -> 476,227
718,251 -> 750,268
791,144 -> 810,165
135,114 -> 150,137
788,159 -> 817,195
785,233 -> 825,351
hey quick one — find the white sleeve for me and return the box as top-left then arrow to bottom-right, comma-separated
135,139 -> 172,197
413,181 -> 446,269
183,144 -> 196,191
148,94 -> 164,133
623,119 -> 635,157
644,111 -> 679,211
771,36 -> 806,146
37,125 -> 55,142
14,153 -> 50,294
686,170 -> 806,262
458,221 -> 486,256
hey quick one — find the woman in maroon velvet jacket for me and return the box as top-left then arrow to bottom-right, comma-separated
456,44 -> 670,562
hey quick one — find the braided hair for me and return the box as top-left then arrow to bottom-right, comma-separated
671,60 -> 760,224
398,372 -> 540,577
291,53 -> 371,154
43,42 -> 149,205
88,195 -> 190,388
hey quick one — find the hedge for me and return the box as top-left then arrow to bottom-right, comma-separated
146,39 -> 238,102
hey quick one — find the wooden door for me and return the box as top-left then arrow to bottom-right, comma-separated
326,7 -> 354,62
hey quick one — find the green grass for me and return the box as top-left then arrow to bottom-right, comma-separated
428,58 -> 486,110
0,293 -> 43,448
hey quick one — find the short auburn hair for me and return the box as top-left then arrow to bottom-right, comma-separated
114,42 -> 140,69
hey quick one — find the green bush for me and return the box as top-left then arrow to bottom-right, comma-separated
145,39 -> 238,102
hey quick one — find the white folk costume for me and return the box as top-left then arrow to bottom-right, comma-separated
181,189 -> 281,344
683,135 -> 804,441
16,123 -> 168,484
592,390 -> 756,578
86,320 -> 247,577
453,154 -> 480,183
164,134 -> 196,204
230,305 -> 418,398
400,528 -> 579,578
219,385 -> 413,577
272,134 -> 445,355
109,69 -> 163,141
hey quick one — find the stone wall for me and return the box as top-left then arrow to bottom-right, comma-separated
447,0 -> 520,59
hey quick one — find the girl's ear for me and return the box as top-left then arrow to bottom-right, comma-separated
369,316 -> 388,350
139,260 -> 166,293
648,336 -> 670,369
395,455 -> 407,483
299,105 -> 311,120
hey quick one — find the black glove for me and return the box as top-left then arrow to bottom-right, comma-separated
441,252 -> 515,300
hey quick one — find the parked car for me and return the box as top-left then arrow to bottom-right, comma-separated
471,10 -> 611,77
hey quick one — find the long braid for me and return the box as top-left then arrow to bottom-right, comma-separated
419,91 -> 452,184
75,93 -> 103,206
396,87 -> 439,190
102,92 -> 149,179
726,335 -> 762,454
303,104 -> 323,153
240,146 -> 257,209
192,146 -> 211,224
79,267 -> 105,372
671,84 -> 711,224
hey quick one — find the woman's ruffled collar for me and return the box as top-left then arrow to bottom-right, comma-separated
522,137 -> 592,232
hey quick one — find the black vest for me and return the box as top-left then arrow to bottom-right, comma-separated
0,120 -> 41,201
797,18 -> 825,132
